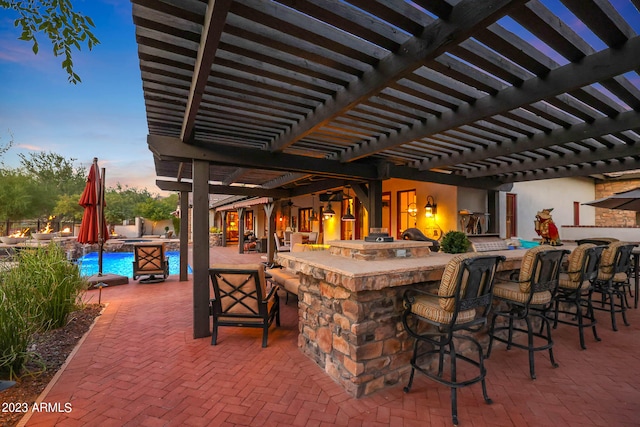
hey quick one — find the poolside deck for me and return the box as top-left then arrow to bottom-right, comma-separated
21,245 -> 640,426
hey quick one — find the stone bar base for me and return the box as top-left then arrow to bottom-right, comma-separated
278,241 -> 523,397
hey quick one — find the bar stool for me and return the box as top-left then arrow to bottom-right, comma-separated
487,246 -> 568,379
402,253 -> 505,426
592,241 -> 637,331
546,244 -> 605,349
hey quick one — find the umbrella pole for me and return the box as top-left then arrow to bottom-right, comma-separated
98,166 -> 106,276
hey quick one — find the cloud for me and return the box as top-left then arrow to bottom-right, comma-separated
14,143 -> 44,151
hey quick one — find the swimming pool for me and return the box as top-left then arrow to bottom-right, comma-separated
78,251 -> 191,278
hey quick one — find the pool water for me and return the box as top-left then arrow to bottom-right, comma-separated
78,251 -> 191,278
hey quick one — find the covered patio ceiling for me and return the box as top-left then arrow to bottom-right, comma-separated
132,0 -> 640,199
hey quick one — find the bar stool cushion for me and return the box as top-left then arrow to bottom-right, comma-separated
439,253 -> 478,311
493,281 -> 551,305
517,245 -> 553,293
558,273 -> 591,290
598,241 -> 626,276
567,243 -> 595,282
409,295 -> 476,324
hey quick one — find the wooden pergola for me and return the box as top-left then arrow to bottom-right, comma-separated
131,0 -> 640,337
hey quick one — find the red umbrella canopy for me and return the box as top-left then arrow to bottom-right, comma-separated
78,159 -> 109,244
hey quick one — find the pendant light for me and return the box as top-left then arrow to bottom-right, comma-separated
323,192 -> 335,219
341,186 -> 355,222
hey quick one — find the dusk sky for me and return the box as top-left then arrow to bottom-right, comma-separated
1,1 -> 639,197
0,1 -> 160,193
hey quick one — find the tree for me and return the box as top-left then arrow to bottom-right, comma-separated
15,151 -> 86,218
1,0 -> 100,83
0,169 -> 48,233
18,151 -> 86,196
104,185 -> 152,226
135,194 -> 178,234
53,193 -> 83,222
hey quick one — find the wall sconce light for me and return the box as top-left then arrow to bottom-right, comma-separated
341,186 -> 355,222
424,195 -> 437,218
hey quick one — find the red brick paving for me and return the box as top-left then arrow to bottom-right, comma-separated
20,246 -> 640,426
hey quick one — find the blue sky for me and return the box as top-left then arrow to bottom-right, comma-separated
1,1 -> 638,197
0,1 -> 161,193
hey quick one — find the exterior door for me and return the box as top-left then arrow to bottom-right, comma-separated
506,193 -> 517,238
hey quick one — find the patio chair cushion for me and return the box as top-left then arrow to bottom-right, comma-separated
596,271 -> 628,283
266,268 -> 300,296
518,245 -> 554,293
598,241 -> 628,276
558,273 -> 591,290
493,281 -> 551,305
409,294 -> 476,324
566,243 -> 595,282
211,263 -> 268,304
439,253 -> 478,311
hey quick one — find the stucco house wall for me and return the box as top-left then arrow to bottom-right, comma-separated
501,177 -> 596,241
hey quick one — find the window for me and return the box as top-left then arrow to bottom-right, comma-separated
245,210 -> 254,231
298,208 -> 312,232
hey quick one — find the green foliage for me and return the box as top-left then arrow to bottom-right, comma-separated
0,244 -> 87,379
18,151 -> 87,196
104,185 -> 152,226
53,192 -> 84,222
210,226 -> 221,233
1,0 -> 100,83
440,231 -> 471,254
172,215 -> 180,237
135,194 -> 178,234
0,169 -> 49,221
0,283 -> 37,380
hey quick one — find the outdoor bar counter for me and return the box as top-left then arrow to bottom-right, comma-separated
276,240 -> 525,397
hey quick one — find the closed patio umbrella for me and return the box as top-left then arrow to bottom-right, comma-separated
583,187 -> 640,212
78,157 -> 109,275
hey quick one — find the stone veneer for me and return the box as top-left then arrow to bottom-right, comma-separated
277,241 -> 523,397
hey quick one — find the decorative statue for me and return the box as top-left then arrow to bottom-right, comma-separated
534,208 -> 561,246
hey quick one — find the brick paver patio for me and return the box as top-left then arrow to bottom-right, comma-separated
20,246 -> 640,426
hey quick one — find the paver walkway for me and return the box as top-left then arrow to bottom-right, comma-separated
21,246 -> 640,426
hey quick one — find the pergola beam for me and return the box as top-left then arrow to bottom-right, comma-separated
267,0 -> 525,153
148,135 -> 379,179
180,0 -> 232,143
429,109 -> 640,171
156,180 -> 291,198
341,35 -> 640,163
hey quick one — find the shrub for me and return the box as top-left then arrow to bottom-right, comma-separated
0,284 -> 37,380
440,231 -> 471,254
0,244 -> 87,378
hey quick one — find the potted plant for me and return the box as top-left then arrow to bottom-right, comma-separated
440,231 -> 471,254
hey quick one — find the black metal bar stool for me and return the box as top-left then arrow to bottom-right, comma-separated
592,242 -> 637,331
546,244 -> 605,349
487,246 -> 568,379
402,253 -> 505,426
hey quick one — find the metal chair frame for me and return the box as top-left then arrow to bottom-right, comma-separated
132,243 -> 169,283
487,248 -> 569,379
546,245 -> 605,349
209,266 -> 280,348
592,243 -> 637,331
402,254 -> 505,426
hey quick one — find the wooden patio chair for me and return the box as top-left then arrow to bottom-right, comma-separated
209,264 -> 280,347
132,242 -> 169,283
